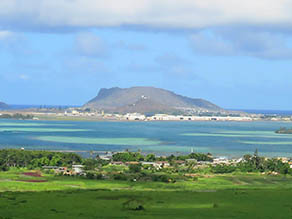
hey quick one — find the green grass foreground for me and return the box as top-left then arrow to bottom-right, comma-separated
1,169 -> 292,218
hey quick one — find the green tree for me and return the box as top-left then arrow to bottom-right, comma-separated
146,154 -> 156,162
83,159 -> 100,170
129,164 -> 142,173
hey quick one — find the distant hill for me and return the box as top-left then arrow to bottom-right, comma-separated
84,87 -> 223,114
0,102 -> 9,109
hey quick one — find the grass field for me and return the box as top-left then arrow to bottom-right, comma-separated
1,169 -> 292,218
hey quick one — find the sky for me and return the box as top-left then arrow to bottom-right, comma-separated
0,0 -> 291,110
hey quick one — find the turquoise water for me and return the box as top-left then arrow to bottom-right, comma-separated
0,119 -> 292,157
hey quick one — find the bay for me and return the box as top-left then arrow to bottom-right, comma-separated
0,119 -> 292,157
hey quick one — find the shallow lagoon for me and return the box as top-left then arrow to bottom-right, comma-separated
0,119 -> 292,157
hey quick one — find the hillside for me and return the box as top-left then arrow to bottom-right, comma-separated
84,87 -> 223,114
0,102 -> 9,109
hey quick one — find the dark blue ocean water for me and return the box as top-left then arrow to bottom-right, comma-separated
231,109 -> 292,116
0,119 -> 292,158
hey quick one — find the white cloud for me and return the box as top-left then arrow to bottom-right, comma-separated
154,53 -> 195,77
1,1 -> 292,60
155,53 -> 190,65
115,40 -> 146,51
0,0 -> 291,31
75,32 -> 108,57
62,56 -> 109,74
190,30 -> 292,59
19,74 -> 30,80
0,30 -> 31,55
190,33 -> 234,56
0,31 -> 14,40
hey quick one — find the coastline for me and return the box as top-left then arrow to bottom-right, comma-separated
1,112 -> 292,123
1,107 -> 292,122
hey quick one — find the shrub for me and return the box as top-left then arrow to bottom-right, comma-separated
123,199 -> 144,211
151,174 -> 171,182
112,173 -> 128,181
211,164 -> 236,174
43,169 -> 55,174
129,164 -> 142,173
0,165 -> 9,171
86,172 -> 95,179
95,173 -> 103,180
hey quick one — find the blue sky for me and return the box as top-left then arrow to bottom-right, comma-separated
0,0 -> 291,110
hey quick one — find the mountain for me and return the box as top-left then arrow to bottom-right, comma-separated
0,102 -> 9,109
84,86 -> 223,114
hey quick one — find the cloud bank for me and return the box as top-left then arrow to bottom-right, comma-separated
1,0 -> 292,60
190,29 -> 292,59
0,0 -> 291,31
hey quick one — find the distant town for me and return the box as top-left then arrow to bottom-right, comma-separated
0,107 -> 292,122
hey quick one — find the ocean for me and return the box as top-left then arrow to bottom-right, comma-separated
0,119 -> 292,158
231,109 -> 292,116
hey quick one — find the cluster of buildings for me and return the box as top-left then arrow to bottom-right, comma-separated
145,114 -> 254,121
62,108 -> 256,121
27,110 -> 260,122
61,111 -> 256,122
100,154 -> 244,169
4,106 -> 291,122
42,155 -> 292,176
43,165 -> 85,175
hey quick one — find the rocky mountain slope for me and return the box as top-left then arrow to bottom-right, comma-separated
84,87 -> 223,114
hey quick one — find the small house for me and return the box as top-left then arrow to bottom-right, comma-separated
72,165 -> 84,174
125,162 -> 140,166
174,160 -> 185,165
155,161 -> 170,168
213,157 -> 229,165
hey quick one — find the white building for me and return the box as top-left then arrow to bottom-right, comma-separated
124,113 -> 146,121
213,157 -> 229,164
72,165 -> 84,174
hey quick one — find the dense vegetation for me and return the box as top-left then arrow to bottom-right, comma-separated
211,151 -> 291,174
0,113 -> 33,120
1,149 -> 292,218
0,149 -> 82,170
112,151 -> 213,162
0,149 -> 291,185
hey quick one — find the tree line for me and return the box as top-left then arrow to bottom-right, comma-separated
112,152 -> 213,162
0,114 -> 33,120
0,149 -> 82,170
212,151 -> 291,174
1,149 -> 291,176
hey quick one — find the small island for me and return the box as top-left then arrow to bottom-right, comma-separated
0,101 -> 9,109
275,127 -> 292,134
